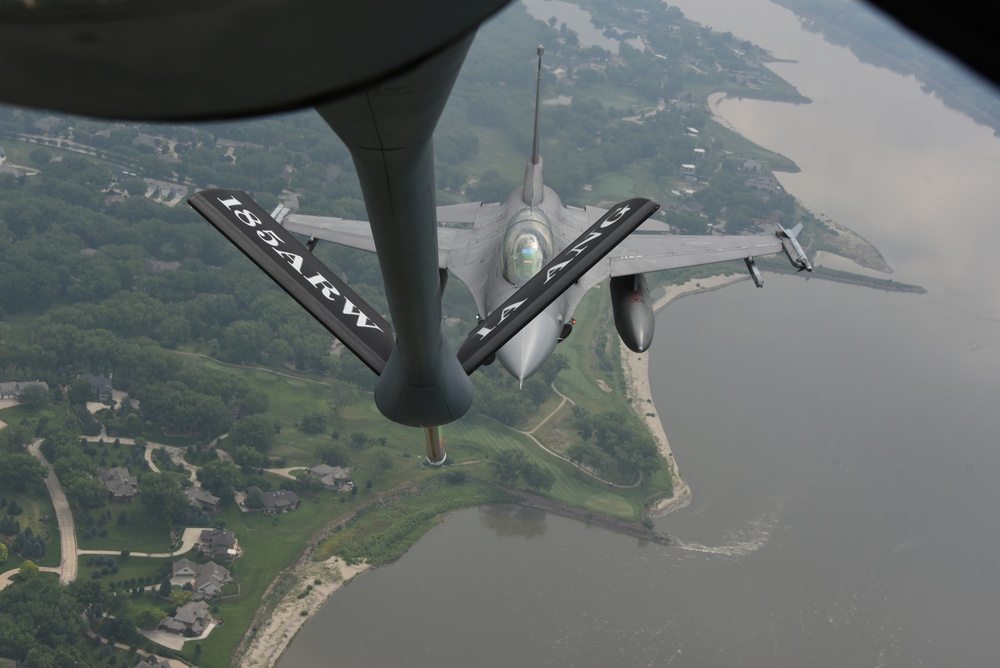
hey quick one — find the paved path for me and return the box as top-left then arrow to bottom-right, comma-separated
78,526 -> 208,558
27,439 -> 78,583
264,466 -> 306,480
141,622 -> 217,651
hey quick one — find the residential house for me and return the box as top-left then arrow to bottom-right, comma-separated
158,600 -> 213,637
81,372 -> 113,401
309,464 -> 353,491
260,488 -> 300,513
134,657 -> 172,668
170,558 -> 233,599
185,486 -> 222,512
98,466 -> 138,502
0,380 -> 48,400
199,527 -> 240,561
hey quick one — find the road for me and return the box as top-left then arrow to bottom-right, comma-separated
27,439 -> 78,584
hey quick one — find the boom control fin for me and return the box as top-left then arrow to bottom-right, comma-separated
188,189 -> 394,374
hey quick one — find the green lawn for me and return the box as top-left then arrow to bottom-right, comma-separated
0,491 -> 60,570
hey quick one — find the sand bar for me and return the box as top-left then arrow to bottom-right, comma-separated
236,557 -> 369,668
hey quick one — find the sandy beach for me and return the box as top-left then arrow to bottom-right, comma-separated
619,273 -> 747,516
236,557 -> 369,668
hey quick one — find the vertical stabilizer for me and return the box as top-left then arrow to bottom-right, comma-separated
523,45 -> 545,207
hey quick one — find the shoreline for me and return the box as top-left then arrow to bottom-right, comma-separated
620,273 -> 747,517
235,556 -> 370,668
237,273 -> 745,667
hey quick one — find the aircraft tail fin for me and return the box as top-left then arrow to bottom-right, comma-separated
188,189 -> 394,375
458,198 -> 659,374
523,45 -> 545,207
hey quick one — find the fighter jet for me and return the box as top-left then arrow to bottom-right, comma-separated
273,47 -> 803,385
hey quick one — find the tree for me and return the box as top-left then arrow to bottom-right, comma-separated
232,444 -> 266,471
520,462 -> 556,492
373,447 -> 394,472
490,449 -> 528,486
299,412 -> 327,435
316,443 -> 349,467
136,609 -> 164,630
245,488 -> 264,509
29,146 -> 52,165
197,460 -> 241,500
0,452 -> 46,492
0,542 -> 7,564
17,384 -> 48,407
67,377 -> 94,406
67,579 -> 112,624
61,472 -> 109,510
168,589 -> 192,608
137,474 -> 188,525
0,577 -> 88,665
0,423 -> 33,453
240,388 -> 270,415
18,559 -> 40,580
228,414 -> 278,453
158,577 -> 172,598
539,352 -> 570,385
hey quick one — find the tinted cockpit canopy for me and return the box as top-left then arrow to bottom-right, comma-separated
502,208 -> 553,286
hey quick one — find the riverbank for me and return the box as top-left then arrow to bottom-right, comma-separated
235,556 -> 369,668
622,273 -> 749,516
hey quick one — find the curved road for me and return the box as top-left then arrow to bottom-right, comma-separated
27,439 -> 78,584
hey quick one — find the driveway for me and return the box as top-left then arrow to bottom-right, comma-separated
78,526 -> 208,558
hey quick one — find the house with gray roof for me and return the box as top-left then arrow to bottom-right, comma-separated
158,600 -> 213,637
309,464 -> 353,491
0,380 -> 48,400
199,527 -> 240,561
133,657 -> 172,668
170,557 -> 233,599
98,466 -> 138,502
185,486 -> 221,512
262,488 -> 300,513
81,372 -> 113,401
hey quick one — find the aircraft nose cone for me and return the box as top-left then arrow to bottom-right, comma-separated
497,312 -> 559,384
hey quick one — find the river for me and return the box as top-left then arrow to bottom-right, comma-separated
279,1 -> 1000,666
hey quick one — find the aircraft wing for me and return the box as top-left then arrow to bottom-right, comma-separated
583,204 -> 784,276
607,233 -> 784,276
282,201 -> 485,268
